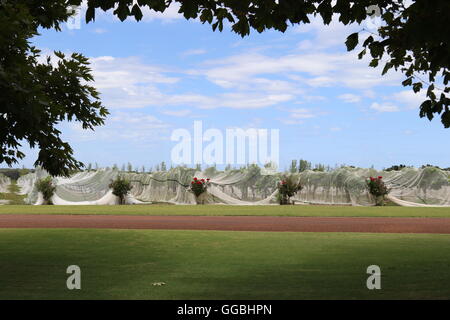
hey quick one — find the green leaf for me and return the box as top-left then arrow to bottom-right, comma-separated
115,4 -> 130,21
358,48 -> 366,60
413,82 -> 423,93
200,9 -> 213,24
345,32 -> 359,51
382,62 -> 392,75
131,4 -> 143,21
86,6 -> 95,22
402,77 -> 413,87
369,59 -> 379,68
427,84 -> 436,100
442,109 -> 450,128
363,36 -> 374,47
419,100 -> 433,120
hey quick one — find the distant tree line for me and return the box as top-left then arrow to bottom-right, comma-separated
288,160 -> 332,173
0,167 -> 33,180
385,164 -> 450,171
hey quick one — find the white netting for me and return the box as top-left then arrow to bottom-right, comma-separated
0,174 -> 11,193
18,166 -> 450,206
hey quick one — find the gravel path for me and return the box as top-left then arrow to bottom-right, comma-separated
1,214 -> 450,234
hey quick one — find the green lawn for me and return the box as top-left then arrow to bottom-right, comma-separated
0,229 -> 449,299
0,204 -> 450,217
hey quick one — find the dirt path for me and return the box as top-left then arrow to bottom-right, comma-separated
1,215 -> 450,234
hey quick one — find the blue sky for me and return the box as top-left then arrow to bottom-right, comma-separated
15,4 -> 448,171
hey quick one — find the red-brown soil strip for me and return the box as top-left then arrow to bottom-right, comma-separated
1,215 -> 450,234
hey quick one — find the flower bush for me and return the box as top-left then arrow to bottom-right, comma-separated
366,176 -> 389,206
189,177 -> 210,200
35,176 -> 56,205
277,176 -> 302,205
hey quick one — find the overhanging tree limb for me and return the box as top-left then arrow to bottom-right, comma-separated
0,1 -> 108,176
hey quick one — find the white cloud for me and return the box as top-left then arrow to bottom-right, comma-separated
289,108 -> 317,119
89,56 -> 180,109
140,3 -> 183,22
308,76 -> 335,87
196,50 -> 401,92
161,109 -> 192,117
391,90 -> 427,110
278,108 -> 321,125
93,28 -> 107,34
67,111 -> 170,143
88,54 -> 298,110
279,119 -> 305,125
338,94 -> 361,103
370,102 -> 400,113
91,56 -> 179,90
217,93 -> 294,109
181,49 -> 207,57
293,14 -> 361,51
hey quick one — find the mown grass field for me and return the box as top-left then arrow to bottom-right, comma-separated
0,204 -> 450,217
0,229 -> 449,299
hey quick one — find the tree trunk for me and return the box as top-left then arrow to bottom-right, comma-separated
280,195 -> 291,205
375,195 -> 385,206
195,192 -> 207,205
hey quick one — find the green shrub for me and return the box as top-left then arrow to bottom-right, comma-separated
277,175 -> 302,205
109,176 -> 132,205
35,177 -> 56,205
366,176 -> 389,206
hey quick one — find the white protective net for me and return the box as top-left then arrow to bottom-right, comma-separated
0,173 -> 11,193
18,166 -> 450,207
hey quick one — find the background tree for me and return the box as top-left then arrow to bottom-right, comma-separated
313,163 -> 326,172
289,160 -> 298,173
385,164 -> 407,171
0,1 -> 108,176
75,0 -> 450,128
299,159 -> 312,172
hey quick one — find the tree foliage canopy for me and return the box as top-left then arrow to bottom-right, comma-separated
73,0 -> 450,127
0,1 -> 108,176
109,175 -> 132,204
